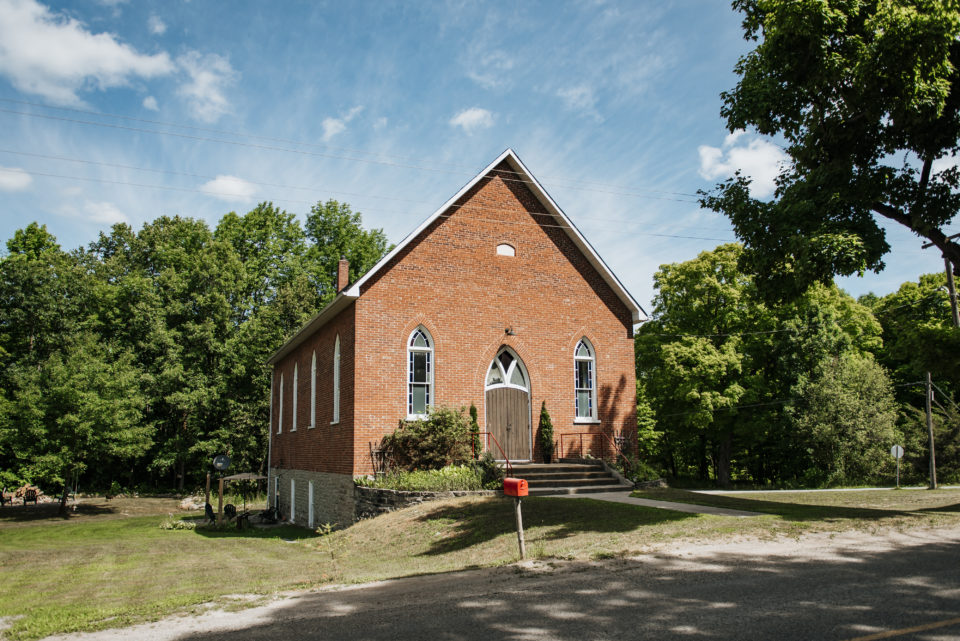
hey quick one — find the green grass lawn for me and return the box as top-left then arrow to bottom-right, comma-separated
3,489 -> 960,640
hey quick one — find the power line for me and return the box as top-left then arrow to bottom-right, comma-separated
0,167 -> 734,242
0,148 -> 730,233
0,105 -> 702,203
0,97 -> 703,200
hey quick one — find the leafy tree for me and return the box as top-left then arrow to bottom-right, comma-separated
637,243 -> 887,486
703,0 -> 960,300
304,200 -> 391,303
790,352 -> 898,486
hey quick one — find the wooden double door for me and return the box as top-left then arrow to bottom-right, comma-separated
485,348 -> 531,461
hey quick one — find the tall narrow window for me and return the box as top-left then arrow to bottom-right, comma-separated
291,363 -> 298,431
574,338 -> 597,420
332,335 -> 341,424
308,481 -> 314,528
278,374 -> 284,434
407,327 -> 433,418
310,351 -> 317,428
290,479 -> 296,523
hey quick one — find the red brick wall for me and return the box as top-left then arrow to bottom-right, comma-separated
350,162 -> 636,474
270,304 -> 356,476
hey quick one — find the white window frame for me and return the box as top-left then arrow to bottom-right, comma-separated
407,327 -> 434,419
291,363 -> 298,431
278,373 -> 284,434
485,347 -> 529,392
332,335 -> 341,424
308,481 -> 314,528
574,338 -> 599,423
289,479 -> 296,523
309,351 -> 317,428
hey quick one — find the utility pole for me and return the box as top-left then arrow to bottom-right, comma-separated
922,233 -> 960,328
926,372 -> 937,490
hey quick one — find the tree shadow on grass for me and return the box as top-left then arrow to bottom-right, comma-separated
190,520 -> 319,541
633,489 -> 956,522
0,502 -> 115,523
414,496 -> 695,556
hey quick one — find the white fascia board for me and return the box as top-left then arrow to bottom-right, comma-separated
266,293 -> 355,365
344,148 -> 517,298
502,152 -> 648,323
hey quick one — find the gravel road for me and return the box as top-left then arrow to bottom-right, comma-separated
41,526 -> 960,641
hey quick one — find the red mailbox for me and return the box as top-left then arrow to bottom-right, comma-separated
503,477 -> 528,497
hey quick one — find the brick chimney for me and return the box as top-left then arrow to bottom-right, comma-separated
336,256 -> 349,293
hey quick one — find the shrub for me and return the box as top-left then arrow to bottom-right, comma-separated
383,405 -> 473,471
537,401 -> 555,463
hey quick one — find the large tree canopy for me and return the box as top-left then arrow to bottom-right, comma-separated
702,0 -> 960,299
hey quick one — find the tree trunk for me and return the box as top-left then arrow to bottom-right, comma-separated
717,433 -> 732,488
698,435 -> 709,481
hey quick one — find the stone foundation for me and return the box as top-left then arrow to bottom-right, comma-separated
268,467 -> 355,529
354,486 -> 498,520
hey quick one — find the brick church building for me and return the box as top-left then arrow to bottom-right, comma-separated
266,149 -> 645,527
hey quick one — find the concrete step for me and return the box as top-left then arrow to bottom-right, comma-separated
508,463 -> 604,474
525,477 -> 622,489
515,471 -> 613,481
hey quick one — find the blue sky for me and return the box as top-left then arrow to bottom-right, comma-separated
0,0 -> 954,313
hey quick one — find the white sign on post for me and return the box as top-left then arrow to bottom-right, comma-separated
891,445 -> 904,488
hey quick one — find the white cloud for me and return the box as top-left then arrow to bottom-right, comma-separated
321,106 -> 364,142
82,200 -> 128,224
467,50 -> 514,89
557,85 -> 601,121
147,15 -> 166,36
200,175 -> 256,202
0,0 -> 174,105
373,117 -> 387,130
0,166 -> 32,191
176,51 -> 237,123
698,132 -> 789,198
449,107 -> 494,133
142,95 -> 158,111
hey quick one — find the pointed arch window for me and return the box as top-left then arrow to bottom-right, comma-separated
309,351 -> 317,428
574,338 -> 597,421
485,348 -> 529,391
407,327 -> 433,418
332,335 -> 341,424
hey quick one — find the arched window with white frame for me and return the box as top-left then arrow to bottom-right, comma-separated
332,335 -> 341,424
310,351 -> 317,428
407,327 -> 433,418
574,338 -> 597,421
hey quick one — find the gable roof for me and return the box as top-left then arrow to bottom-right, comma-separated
267,148 -> 646,365
346,148 -> 646,321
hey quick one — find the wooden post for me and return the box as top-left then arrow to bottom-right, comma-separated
205,473 -> 211,507
217,477 -> 224,525
514,497 -> 526,560
927,372 -> 938,490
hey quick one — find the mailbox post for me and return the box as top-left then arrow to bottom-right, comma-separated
503,478 -> 529,559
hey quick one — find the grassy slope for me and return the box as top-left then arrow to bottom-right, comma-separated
3,491 -> 960,640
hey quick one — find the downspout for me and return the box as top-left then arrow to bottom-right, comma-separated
266,366 -> 274,510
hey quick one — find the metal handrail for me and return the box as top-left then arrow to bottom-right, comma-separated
470,431 -> 513,476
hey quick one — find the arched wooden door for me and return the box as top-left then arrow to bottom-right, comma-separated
485,348 -> 531,461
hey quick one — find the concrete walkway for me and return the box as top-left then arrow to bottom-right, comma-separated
555,490 -> 762,517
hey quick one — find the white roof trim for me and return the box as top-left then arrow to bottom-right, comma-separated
346,148 -> 646,322
267,292 -> 355,365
